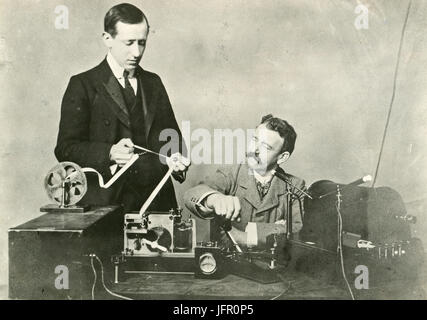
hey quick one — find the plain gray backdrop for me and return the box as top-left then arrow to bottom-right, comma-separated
0,0 -> 426,294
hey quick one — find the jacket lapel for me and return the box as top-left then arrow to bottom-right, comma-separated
255,176 -> 287,215
137,67 -> 155,141
95,59 -> 131,128
238,165 -> 287,215
239,166 -> 262,209
93,59 -> 160,139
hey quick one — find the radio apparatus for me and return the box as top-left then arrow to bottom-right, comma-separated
15,157 -> 422,300
123,208 -> 196,257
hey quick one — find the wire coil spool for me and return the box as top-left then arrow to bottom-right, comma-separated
44,161 -> 87,207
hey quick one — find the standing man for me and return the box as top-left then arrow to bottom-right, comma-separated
184,115 -> 306,248
55,3 -> 189,212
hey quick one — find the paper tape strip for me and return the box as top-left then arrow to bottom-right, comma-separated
81,154 -> 139,189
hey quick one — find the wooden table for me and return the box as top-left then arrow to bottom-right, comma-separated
110,268 -> 426,300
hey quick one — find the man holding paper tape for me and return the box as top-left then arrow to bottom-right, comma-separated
55,3 -> 189,212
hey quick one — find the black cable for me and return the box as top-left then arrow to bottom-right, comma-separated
336,203 -> 355,300
90,256 -> 97,300
89,254 -> 133,300
271,276 -> 295,300
372,0 -> 413,187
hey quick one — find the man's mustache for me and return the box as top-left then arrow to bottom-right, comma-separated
246,152 -> 261,163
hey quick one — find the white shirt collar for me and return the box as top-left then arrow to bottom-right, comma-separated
252,167 -> 275,185
106,51 -> 135,79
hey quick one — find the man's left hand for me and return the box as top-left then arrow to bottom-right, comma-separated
166,152 -> 191,174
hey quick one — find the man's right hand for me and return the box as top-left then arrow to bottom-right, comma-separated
110,138 -> 135,166
205,193 -> 241,221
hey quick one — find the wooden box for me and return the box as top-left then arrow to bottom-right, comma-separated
9,206 -> 123,299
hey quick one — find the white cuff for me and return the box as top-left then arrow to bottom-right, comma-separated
245,222 -> 258,247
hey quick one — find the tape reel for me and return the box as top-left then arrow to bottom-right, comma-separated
44,161 -> 87,206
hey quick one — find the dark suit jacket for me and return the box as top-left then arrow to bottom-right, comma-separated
55,59 -> 185,212
184,163 -> 305,247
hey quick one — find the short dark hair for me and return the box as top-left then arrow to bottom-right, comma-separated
260,114 -> 297,155
104,3 -> 150,37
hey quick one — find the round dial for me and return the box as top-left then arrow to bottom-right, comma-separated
199,253 -> 217,275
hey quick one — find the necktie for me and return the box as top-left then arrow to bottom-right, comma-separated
256,181 -> 271,200
123,70 -> 136,111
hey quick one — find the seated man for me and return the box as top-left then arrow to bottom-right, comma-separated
184,114 -> 306,249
